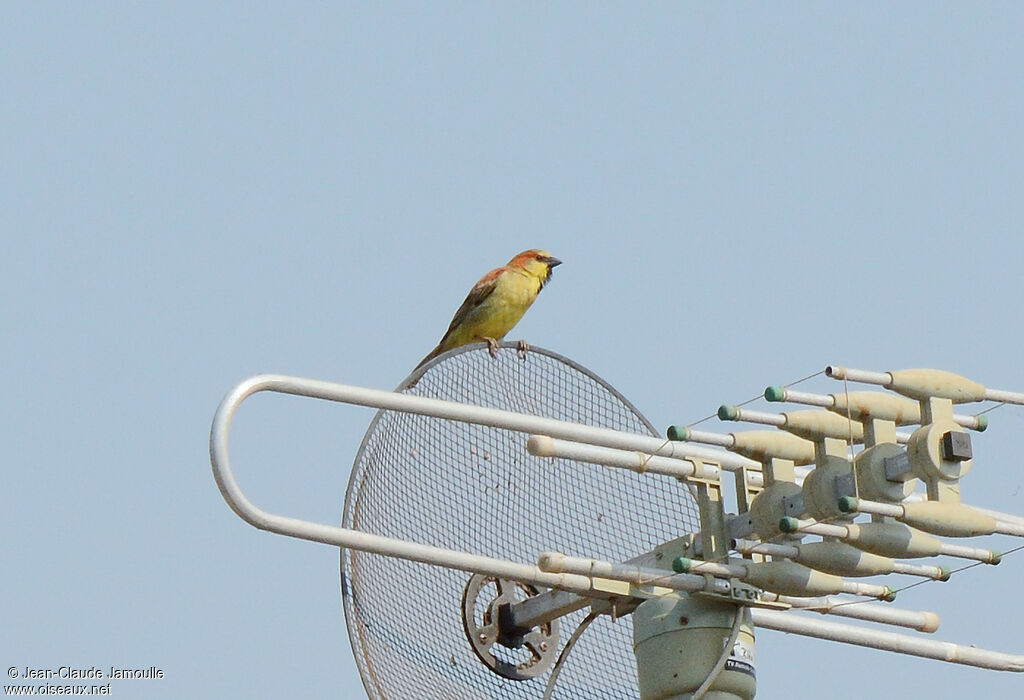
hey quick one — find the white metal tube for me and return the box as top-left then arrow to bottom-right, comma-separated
733,540 -> 799,558
679,428 -> 736,448
853,500 -> 905,518
726,407 -> 913,443
728,408 -> 786,427
526,435 -> 716,480
825,366 -> 893,385
996,520 -> 1024,537
891,561 -> 949,579
211,375 -> 603,596
537,552 -> 724,594
526,435 -> 783,491
526,436 -> 833,495
760,593 -> 940,632
678,559 -> 742,577
772,388 -> 833,408
222,374 -> 760,471
984,388 -> 1024,405
976,506 -> 1024,528
750,609 -> 1024,672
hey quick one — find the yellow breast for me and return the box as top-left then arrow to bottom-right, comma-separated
443,270 -> 541,348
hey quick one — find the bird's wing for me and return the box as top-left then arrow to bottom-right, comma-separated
437,266 -> 502,340
413,266 -> 504,372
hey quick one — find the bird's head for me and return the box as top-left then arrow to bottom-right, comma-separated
508,249 -> 562,287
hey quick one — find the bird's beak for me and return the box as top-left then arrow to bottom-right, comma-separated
546,256 -> 562,268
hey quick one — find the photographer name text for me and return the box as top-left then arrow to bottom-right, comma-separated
13,667 -> 163,681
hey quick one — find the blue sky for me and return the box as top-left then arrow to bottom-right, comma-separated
4,4 -> 1024,698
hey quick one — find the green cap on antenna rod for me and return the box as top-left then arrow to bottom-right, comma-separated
838,496 -> 859,513
672,556 -> 690,574
976,414 -> 988,432
779,516 -> 801,534
764,386 -> 786,402
718,405 -> 740,421
666,425 -> 689,441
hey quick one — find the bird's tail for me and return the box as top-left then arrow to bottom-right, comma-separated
414,344 -> 444,372
403,345 -> 444,390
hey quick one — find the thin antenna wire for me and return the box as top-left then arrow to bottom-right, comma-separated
820,541 -> 1024,613
686,369 -> 825,428
692,607 -> 744,699
977,402 -> 1008,416
843,375 -> 861,498
642,369 -> 825,483
542,610 -> 601,700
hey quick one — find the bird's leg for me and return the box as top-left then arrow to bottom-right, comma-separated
484,337 -> 500,358
516,340 -> 530,360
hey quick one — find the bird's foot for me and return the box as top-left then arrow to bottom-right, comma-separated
485,337 -> 500,358
516,340 -> 530,360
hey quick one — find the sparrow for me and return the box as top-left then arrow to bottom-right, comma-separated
415,249 -> 562,370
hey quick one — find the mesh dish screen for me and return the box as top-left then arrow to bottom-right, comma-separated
341,343 -> 700,699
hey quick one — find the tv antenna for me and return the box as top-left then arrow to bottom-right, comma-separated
210,343 -> 1024,698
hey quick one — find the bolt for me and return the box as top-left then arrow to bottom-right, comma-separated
539,641 -> 548,652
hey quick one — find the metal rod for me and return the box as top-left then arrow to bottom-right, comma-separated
975,506 -> 1024,528
215,373 -> 758,470
771,388 -> 833,408
825,366 -> 893,385
527,435 -> 716,480
529,435 -> 820,487
679,428 -> 736,448
723,406 -> 913,443
527,435 -> 779,487
538,552 -> 726,594
507,588 -> 591,632
985,388 -> 1024,405
852,500 -> 908,519
750,609 -> 1024,672
759,593 -> 939,632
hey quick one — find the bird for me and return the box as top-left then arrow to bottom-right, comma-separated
415,249 -> 562,371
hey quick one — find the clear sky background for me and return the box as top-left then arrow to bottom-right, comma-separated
4,3 -> 1024,698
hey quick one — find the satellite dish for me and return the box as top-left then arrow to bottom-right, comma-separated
340,342 -> 700,699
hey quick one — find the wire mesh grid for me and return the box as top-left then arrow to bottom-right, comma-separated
340,343 -> 700,699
